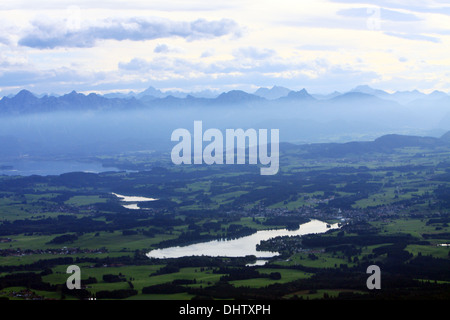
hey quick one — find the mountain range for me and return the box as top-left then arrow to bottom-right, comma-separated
0,85 -> 449,115
284,131 -> 450,159
0,84 -> 449,159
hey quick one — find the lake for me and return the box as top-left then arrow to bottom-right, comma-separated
111,192 -> 158,210
146,219 -> 339,260
0,160 -> 120,176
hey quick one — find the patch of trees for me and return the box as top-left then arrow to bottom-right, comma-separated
0,272 -> 48,290
81,277 -> 97,285
156,225 -> 257,249
61,286 -> 91,300
324,193 -> 368,209
340,221 -> 380,235
96,289 -> 138,299
372,243 -> 412,263
382,255 -> 450,281
141,229 -> 156,238
201,221 -> 222,232
213,267 -> 282,281
0,210 -> 188,237
47,233 -> 78,244
0,175 -> 49,192
225,225 -> 257,239
0,257 -> 74,273
156,231 -> 216,249
215,267 -> 260,281
263,216 -> 309,230
172,279 -> 196,285
104,213 -> 181,231
325,244 -> 361,257
102,274 -> 126,283
433,173 -> 450,182
149,256 -> 257,270
122,230 -> 138,236
339,181 -> 381,194
139,199 -> 177,209
422,232 -> 450,240
433,186 -> 450,206
146,214 -> 186,228
142,283 -> 187,294
301,233 -> 416,248
50,192 -> 73,204
230,183 -> 299,207
426,217 -> 450,225
0,215 -> 107,236
54,172 -> 100,188
71,251 -> 155,267
150,265 -> 180,276
256,235 -> 303,255
188,281 -> 283,300
188,269 -> 449,300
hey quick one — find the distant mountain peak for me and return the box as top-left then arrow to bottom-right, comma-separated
428,90 -> 448,99
286,88 -> 314,100
65,90 -> 81,97
254,86 -> 291,100
218,90 -> 256,98
351,85 -> 389,96
15,89 -> 36,98
352,84 -> 373,91
137,86 -> 165,98
11,90 -> 38,105
332,91 -> 380,101
440,131 -> 450,142
216,90 -> 262,104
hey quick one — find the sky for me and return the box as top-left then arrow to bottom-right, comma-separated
0,0 -> 449,96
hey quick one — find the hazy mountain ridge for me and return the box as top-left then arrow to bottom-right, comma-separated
0,89 -> 143,115
0,85 -> 449,160
1,85 -> 448,115
281,131 -> 450,158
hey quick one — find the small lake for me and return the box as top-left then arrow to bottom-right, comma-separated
146,219 -> 339,260
112,192 -> 158,210
0,160 -> 120,176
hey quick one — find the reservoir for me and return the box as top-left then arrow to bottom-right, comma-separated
146,219 -> 339,259
0,160 -> 120,176
112,193 -> 158,202
112,192 -> 158,210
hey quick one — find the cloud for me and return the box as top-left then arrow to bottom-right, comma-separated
384,32 -> 441,43
18,17 -> 242,49
118,56 -> 203,75
118,58 -> 152,71
0,70 -> 46,86
114,52 -> 382,94
330,0 -> 450,16
0,67 -> 91,87
337,7 -> 421,22
298,44 -> 341,51
200,49 -> 215,58
2,1 -> 448,95
154,44 -> 170,53
233,47 -> 276,60
0,36 -> 11,45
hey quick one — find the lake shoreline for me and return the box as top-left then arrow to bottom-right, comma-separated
146,219 -> 340,260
